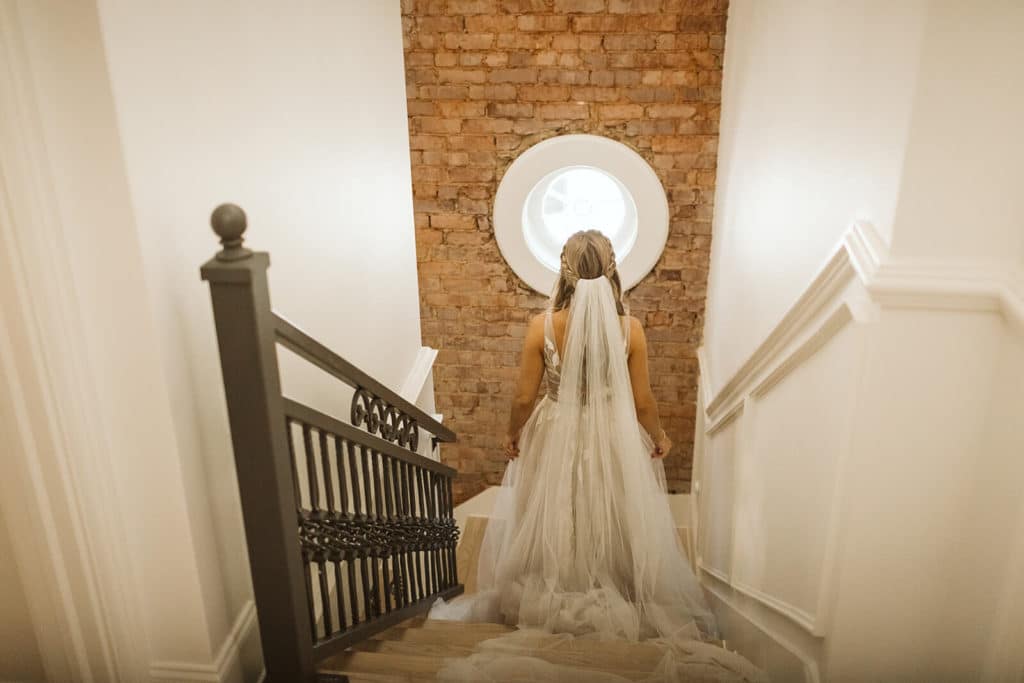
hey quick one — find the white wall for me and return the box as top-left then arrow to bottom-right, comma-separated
703,0 -> 926,394
699,1 -> 1024,680
5,0 -> 224,675
0,508 -> 45,683
1,0 -> 425,680
889,2 -> 1024,266
95,0 -> 424,661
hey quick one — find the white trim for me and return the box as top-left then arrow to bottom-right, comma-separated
150,600 -> 260,682
725,305 -> 858,638
727,579 -> 818,636
697,219 -> 1024,644
705,221 -> 1024,420
705,234 -> 860,419
748,304 -> 854,401
702,576 -> 821,683
695,346 -> 714,413
493,134 -> 670,294
399,345 -> 438,403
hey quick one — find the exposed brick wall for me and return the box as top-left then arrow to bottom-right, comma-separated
402,0 -> 727,503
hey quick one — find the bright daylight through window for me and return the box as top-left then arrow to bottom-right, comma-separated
522,166 -> 639,274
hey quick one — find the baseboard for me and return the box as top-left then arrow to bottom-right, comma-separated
703,579 -> 821,683
150,600 -> 261,682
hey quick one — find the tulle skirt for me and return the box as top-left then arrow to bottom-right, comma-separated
429,396 -> 767,682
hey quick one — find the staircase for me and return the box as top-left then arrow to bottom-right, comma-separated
317,514 -> 724,682
319,615 -> 721,681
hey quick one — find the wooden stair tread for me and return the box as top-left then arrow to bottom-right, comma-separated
318,650 -> 442,681
399,616 -> 514,632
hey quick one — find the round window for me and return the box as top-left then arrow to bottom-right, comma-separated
494,134 -> 668,295
522,166 -> 639,274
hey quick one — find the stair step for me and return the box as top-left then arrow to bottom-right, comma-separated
322,618 -> 734,681
400,615 -> 514,633
318,650 -> 441,681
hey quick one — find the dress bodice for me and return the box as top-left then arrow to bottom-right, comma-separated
542,307 -> 630,401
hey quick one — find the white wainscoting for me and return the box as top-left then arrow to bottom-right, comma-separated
695,221 -> 1024,681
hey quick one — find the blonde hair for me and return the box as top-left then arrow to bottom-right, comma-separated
551,230 -> 627,315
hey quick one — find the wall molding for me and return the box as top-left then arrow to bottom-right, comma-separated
696,219 -> 1024,657
702,576 -> 821,683
704,221 -> 1024,421
150,600 -> 261,682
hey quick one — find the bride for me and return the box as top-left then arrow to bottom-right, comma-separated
430,230 -> 765,682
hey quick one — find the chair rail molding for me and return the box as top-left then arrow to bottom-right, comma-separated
0,4 -> 146,679
704,220 -> 1023,423
695,218 -> 1024,680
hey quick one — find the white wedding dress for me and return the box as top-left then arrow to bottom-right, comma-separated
429,277 -> 766,682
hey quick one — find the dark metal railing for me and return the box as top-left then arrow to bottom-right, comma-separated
200,203 -> 461,682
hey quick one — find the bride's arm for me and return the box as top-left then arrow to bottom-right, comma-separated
505,313 -> 546,452
626,317 -> 671,456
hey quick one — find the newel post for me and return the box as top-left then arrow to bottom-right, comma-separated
200,204 -> 315,682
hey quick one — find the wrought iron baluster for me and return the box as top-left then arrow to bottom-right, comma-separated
413,468 -> 425,600
346,441 -> 362,517
427,472 -> 440,595
334,561 -> 347,630
447,477 -> 457,588
371,450 -> 384,519
285,419 -> 303,511
360,445 -> 373,517
302,425 -> 320,512
319,431 -> 335,514
380,547 -> 392,613
332,436 -> 349,515
303,564 -> 318,642
317,560 -> 332,638
389,457 -> 408,608
346,558 -> 359,627
358,554 -> 373,620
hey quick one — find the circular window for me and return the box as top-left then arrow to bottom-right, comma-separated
495,134 -> 669,295
522,166 -> 639,273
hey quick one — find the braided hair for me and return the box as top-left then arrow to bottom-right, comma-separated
551,230 -> 627,315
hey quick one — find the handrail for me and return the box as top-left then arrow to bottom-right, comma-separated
274,313 -> 455,443
200,203 -> 462,682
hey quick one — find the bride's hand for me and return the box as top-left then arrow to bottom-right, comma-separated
652,429 -> 672,459
503,433 -> 520,459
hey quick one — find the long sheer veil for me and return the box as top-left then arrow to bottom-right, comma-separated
432,276 -> 765,681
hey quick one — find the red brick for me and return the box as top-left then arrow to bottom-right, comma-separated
448,0 -> 498,13
554,0 -> 607,11
599,104 -> 644,119
608,0 -> 664,13
438,69 -> 487,83
517,15 -> 570,32
402,0 -> 722,501
468,84 -> 518,100
488,68 -> 539,83
487,102 -> 535,117
518,84 -> 571,101
538,102 -> 590,119
647,103 -> 697,118
444,33 -> 495,50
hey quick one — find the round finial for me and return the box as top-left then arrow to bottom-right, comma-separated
210,203 -> 252,261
